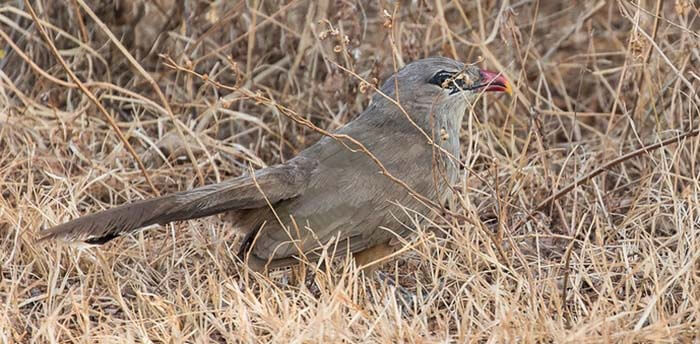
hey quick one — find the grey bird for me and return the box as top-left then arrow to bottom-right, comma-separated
40,57 -> 511,271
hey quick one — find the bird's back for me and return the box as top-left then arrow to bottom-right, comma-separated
239,108 -> 454,264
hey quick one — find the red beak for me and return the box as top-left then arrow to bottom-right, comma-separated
479,69 -> 512,95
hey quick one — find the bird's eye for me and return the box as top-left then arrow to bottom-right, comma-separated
428,70 -> 455,88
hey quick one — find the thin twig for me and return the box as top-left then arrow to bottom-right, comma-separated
537,129 -> 699,213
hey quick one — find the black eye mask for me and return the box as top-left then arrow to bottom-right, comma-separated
428,70 -> 457,87
428,70 -> 471,95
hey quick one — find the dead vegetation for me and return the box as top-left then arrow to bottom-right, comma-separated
1,0 -> 699,342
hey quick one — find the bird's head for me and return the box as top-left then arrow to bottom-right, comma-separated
373,57 -> 511,127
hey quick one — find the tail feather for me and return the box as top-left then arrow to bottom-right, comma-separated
39,195 -> 179,243
39,157 -> 317,244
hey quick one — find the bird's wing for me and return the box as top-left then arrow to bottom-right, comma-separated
248,124 -> 440,261
39,156 -> 318,244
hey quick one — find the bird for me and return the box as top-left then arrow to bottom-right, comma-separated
40,57 -> 511,271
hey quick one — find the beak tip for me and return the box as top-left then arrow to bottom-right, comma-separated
505,82 -> 513,96
479,69 -> 513,96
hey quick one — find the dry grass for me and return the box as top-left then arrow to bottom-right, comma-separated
1,0 -> 700,342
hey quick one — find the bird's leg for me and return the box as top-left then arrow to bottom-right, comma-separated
353,242 -> 395,273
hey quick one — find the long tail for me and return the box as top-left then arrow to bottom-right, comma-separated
39,158 -> 316,244
39,194 -> 182,244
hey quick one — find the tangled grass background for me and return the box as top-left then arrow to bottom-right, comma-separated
1,0 -> 699,342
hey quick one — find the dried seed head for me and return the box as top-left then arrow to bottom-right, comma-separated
440,128 -> 449,141
382,9 -> 393,28
675,0 -> 691,17
359,81 -> 370,94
